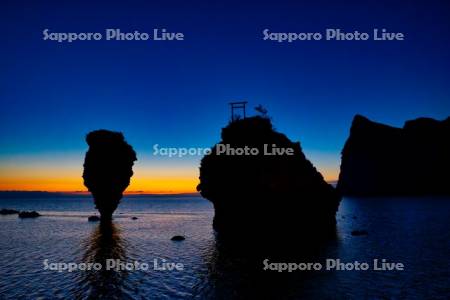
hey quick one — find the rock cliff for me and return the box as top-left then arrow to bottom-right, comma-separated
338,115 -> 450,195
197,116 -> 340,241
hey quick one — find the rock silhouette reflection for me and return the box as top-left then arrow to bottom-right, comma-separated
195,233 -> 340,299
77,221 -> 130,300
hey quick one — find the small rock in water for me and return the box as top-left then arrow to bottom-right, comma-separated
0,208 -> 19,215
171,235 -> 185,241
351,230 -> 368,236
18,211 -> 41,218
131,217 -> 138,220
88,215 -> 101,222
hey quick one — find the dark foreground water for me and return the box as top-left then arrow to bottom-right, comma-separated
0,195 -> 449,299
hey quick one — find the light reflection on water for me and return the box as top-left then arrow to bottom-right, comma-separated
75,222 -> 129,299
0,196 -> 449,299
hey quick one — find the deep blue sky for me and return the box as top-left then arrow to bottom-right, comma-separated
1,0 -> 449,188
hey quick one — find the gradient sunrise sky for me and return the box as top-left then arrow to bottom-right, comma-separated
1,0 -> 449,193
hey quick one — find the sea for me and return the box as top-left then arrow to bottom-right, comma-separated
0,195 -> 449,299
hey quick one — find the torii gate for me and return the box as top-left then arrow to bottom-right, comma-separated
229,101 -> 248,121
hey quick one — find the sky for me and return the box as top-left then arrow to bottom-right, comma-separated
1,0 -> 449,193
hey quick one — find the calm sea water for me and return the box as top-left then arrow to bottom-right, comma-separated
0,195 -> 449,299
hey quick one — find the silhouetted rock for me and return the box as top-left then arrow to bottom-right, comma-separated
197,116 -> 341,243
18,211 -> 41,218
351,230 -> 368,236
171,235 -> 185,241
83,130 -> 137,220
131,217 -> 138,220
88,215 -> 101,222
338,115 -> 450,196
0,208 -> 19,215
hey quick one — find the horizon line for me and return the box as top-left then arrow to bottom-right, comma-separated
0,190 -> 201,196
0,180 -> 339,195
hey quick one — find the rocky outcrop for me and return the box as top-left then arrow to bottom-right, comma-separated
171,235 -> 185,241
83,130 -> 137,220
0,209 -> 19,215
338,115 -> 450,195
18,211 -> 41,218
197,116 -> 341,241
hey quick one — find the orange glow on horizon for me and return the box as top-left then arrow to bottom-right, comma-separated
0,174 -> 339,194
0,176 -> 200,194
0,158 -> 201,193
0,155 -> 339,193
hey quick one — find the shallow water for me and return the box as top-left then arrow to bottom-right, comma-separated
0,195 -> 449,299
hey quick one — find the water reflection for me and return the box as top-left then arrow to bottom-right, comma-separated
195,230 -> 341,299
76,221 -> 131,299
